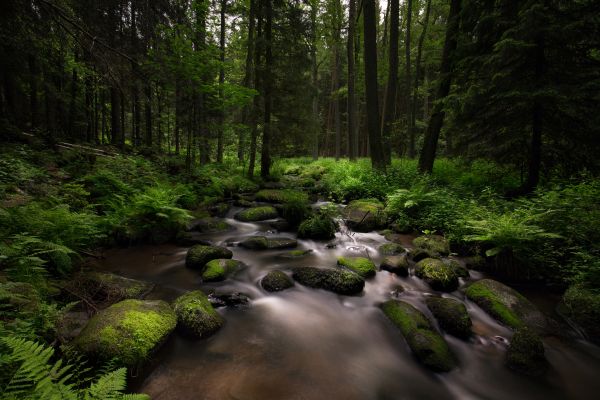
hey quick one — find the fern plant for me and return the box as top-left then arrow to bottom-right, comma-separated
0,337 -> 149,400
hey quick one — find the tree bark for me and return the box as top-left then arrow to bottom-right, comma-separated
347,0 -> 357,160
110,86 -> 121,145
241,0 -> 257,163
217,0 -> 226,163
410,0 -> 431,156
405,0 -> 415,158
311,0 -> 319,160
260,0 -> 272,178
248,0 -> 263,178
381,0 -> 399,165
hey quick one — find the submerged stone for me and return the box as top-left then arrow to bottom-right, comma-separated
76,271 -> 154,303
292,267 -> 365,295
425,296 -> 472,339
234,206 -> 279,222
343,199 -> 387,232
506,327 -> 548,376
173,290 -> 224,338
280,249 -> 313,258
380,255 -> 409,276
239,236 -> 298,250
201,259 -> 244,282
261,270 -> 295,292
412,235 -> 450,256
72,299 -> 176,366
381,300 -> 456,372
175,231 -> 213,246
185,245 -> 233,270
337,256 -> 377,278
208,292 -> 251,308
414,258 -> 459,292
378,243 -> 406,256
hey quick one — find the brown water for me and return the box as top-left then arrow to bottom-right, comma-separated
94,205 -> 600,400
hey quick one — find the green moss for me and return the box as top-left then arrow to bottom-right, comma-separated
414,258 -> 459,292
85,271 -> 154,300
446,260 -> 470,278
378,243 -> 406,256
413,235 -> 450,256
292,267 -> 365,295
337,256 -> 377,278
234,206 -> 279,222
72,299 -> 176,366
239,236 -> 297,250
185,245 -> 233,270
282,249 -> 313,258
506,327 -> 547,376
344,199 -> 387,232
202,259 -> 242,282
255,189 -> 308,204
465,281 -> 524,329
261,270 -> 295,292
381,300 -> 430,335
297,215 -> 337,240
426,297 -> 472,339
173,290 -> 224,338
192,217 -> 232,233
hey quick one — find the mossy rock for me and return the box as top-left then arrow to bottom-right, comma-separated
380,255 -> 409,276
464,279 -> 547,332
189,217 -> 233,234
412,235 -> 450,256
378,243 -> 406,256
415,258 -> 459,292
280,249 -> 313,258
202,259 -> 244,282
381,300 -> 456,372
292,267 -> 365,295
209,202 -> 230,218
446,260 -> 470,279
173,291 -> 224,338
261,270 -> 295,292
343,199 -> 387,232
506,327 -> 548,376
337,256 -> 376,278
72,299 -> 176,366
185,245 -> 233,270
239,236 -> 298,250
234,206 -> 279,222
297,215 -> 337,240
80,272 -> 154,303
255,189 -> 308,204
425,297 -> 472,339
410,248 -> 439,262
562,284 -> 600,344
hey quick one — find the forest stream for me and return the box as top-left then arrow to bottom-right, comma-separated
89,202 -> 600,400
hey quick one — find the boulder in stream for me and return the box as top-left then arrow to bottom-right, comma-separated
425,296 -> 472,339
175,231 -> 213,246
412,235 -> 450,256
410,248 -> 439,263
71,299 -> 177,366
292,267 -> 365,295
261,270 -> 295,292
414,258 -> 459,292
208,292 -> 251,308
378,243 -> 406,256
464,279 -> 548,332
255,189 -> 308,204
506,327 -> 548,376
186,245 -> 233,270
280,249 -> 313,258
201,259 -> 244,282
188,217 -> 233,234
173,290 -> 224,338
337,256 -> 376,278
234,206 -> 279,222
343,199 -> 387,232
381,300 -> 456,372
380,255 -> 409,276
561,284 -> 600,345
297,214 -> 337,240
239,235 -> 298,250
74,271 -> 154,303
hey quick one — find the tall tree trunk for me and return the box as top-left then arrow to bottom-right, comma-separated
145,84 -> 152,146
248,0 -> 263,178
241,0 -> 257,163
418,0 -> 461,173
175,80 -> 181,154
363,0 -> 385,170
28,55 -> 38,129
405,0 -> 415,158
381,0 -> 399,165
217,0 -> 226,163
410,0 -> 431,156
260,0 -> 272,178
347,0 -> 357,160
311,0 -> 319,160
110,86 -> 121,145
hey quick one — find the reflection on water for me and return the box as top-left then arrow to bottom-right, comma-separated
93,206 -> 600,400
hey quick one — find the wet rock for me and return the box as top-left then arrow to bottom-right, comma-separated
414,258 -> 459,292
209,202 -> 230,218
410,248 -> 439,263
175,231 -> 213,246
506,327 -> 548,376
255,189 -> 308,203
239,236 -> 298,250
380,255 -> 409,276
234,206 -> 279,222
381,300 -> 456,372
297,214 -> 337,240
72,299 -> 176,366
261,270 -> 295,292
270,219 -> 291,232
186,245 -> 233,270
189,217 -> 233,234
202,259 -> 244,282
208,292 -> 251,308
337,256 -> 377,278
412,235 -> 450,256
280,249 -> 313,258
292,267 -> 365,295
464,279 -> 547,332
425,297 -> 472,339
561,284 -> 600,344
446,260 -> 470,279
74,271 -> 154,303
235,198 -> 255,208
378,243 -> 406,256
343,199 -> 387,232
173,291 -> 224,338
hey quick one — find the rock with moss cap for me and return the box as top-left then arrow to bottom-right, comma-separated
426,297 -> 472,339
464,279 -> 547,332
72,299 -> 176,366
173,290 -> 224,338
234,206 -> 279,222
337,256 -> 376,278
189,217 -> 233,234
381,300 -> 456,372
74,271 -> 154,303
446,260 -> 470,279
186,245 -> 233,269
239,236 -> 297,250
297,215 -> 337,240
412,235 -> 450,256
201,259 -> 244,282
255,189 -> 308,203
280,249 -> 313,258
380,255 -> 409,276
261,270 -> 295,292
343,199 -> 387,232
562,284 -> 600,344
292,267 -> 365,295
410,248 -> 439,262
415,258 -> 459,292
378,243 -> 406,256
506,327 -> 548,376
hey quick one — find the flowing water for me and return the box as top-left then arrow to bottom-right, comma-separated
93,205 -> 600,400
